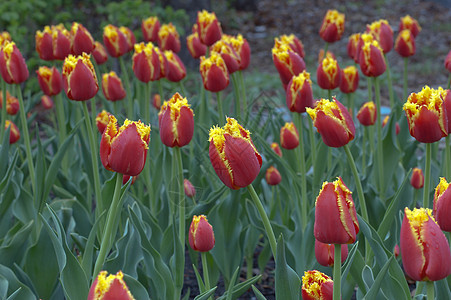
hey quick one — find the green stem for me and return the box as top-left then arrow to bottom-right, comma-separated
201,252 -> 211,292
91,97 -> 97,133
16,85 -> 36,196
217,91 -> 224,125
346,93 -> 352,117
92,173 -> 124,279
426,281 -> 434,300
231,73 -> 241,121
362,128 -> 367,176
333,244 -> 341,300
328,89 -> 332,101
373,77 -> 384,200
447,73 -> 451,90
323,42 -> 329,57
179,81 -> 187,97
158,79 -> 164,102
412,189 -> 419,209
247,184 -> 277,258
246,255 -> 253,280
384,54 -> 395,110
403,57 -> 408,101
174,147 -> 185,247
367,77 -> 373,102
55,93 -> 67,145
119,56 -> 133,118
308,117 -> 316,190
423,143 -> 432,208
446,135 -> 450,181
415,281 -> 425,297
369,124 -> 375,158
82,101 -> 103,221
294,114 -> 308,229
239,71 -> 248,122
0,81 -> 7,141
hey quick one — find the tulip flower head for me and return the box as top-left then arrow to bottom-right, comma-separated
70,22 -> 94,55
100,115 -> 151,176
433,178 -> 451,232
403,86 -> 448,143
189,215 -> 215,252
158,23 -> 181,53
394,244 -> 400,258
347,33 -> 360,62
272,40 -> 306,88
395,29 -> 415,57
142,16 -> 160,43
0,90 -> 19,115
41,95 -> 54,110
339,65 -> 359,94
4,120 -> 20,144
317,56 -> 340,90
51,24 -> 72,60
62,53 -> 99,101
132,42 -> 161,83
359,38 -> 386,77
92,41 -> 108,65
96,110 -> 111,134
315,239 -> 348,267
445,50 -> 451,73
164,50 -> 186,82
319,9 -> 345,43
102,71 -> 126,102
410,167 -> 424,189
280,122 -> 299,150
153,94 -> 161,110
103,24 -> 128,58
158,92 -> 194,147
36,66 -> 63,96
399,15 -> 421,38
0,41 -> 29,84
88,270 -> 135,300
276,34 -> 305,58
286,70 -> 313,113
270,142 -> 283,157
199,52 -> 229,92
225,34 -> 251,70
265,166 -> 282,186
186,30 -> 207,59
196,10 -> 223,46
400,207 -> 451,281
0,31 -> 11,47
184,179 -> 196,198
301,270 -> 333,300
119,26 -> 136,53
35,26 -> 54,60
356,101 -> 377,126
366,19 -> 394,54
209,117 -> 262,189
211,37 -> 240,74
314,177 -> 359,244
307,98 -> 355,148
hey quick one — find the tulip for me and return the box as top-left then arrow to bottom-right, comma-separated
319,9 -> 345,43
445,50 -> 451,73
0,31 -> 11,46
382,115 -> 400,135
433,178 -> 451,231
395,29 -> 415,57
4,120 -> 20,144
400,207 -> 451,281
96,110 -> 111,134
315,240 -> 348,267
444,90 -> 451,133
356,101 -> 376,126
270,142 -> 283,157
317,57 -> 340,90
366,19 -> 393,54
164,50 -> 186,82
0,90 -> 19,115
403,86 -> 448,143
100,115 -> 151,176
209,117 -> 262,189
265,166 -> 282,186
314,177 -> 359,244
307,98 -> 355,148
36,66 -> 63,96
119,26 -> 136,53
394,244 -> 400,258
301,270 -> 333,300
276,34 -> 305,58
196,10 -> 223,46
158,92 -> 194,147
35,26 -> 54,60
92,41 -> 108,65
339,66 -> 359,94
41,95 -> 54,110
158,23 -> 181,53
88,270 -> 134,300
187,30 -> 207,59
0,41 -> 29,84
411,167 -> 424,189
354,33 -> 374,66
153,94 -> 161,110
132,42 -> 161,83
189,215 -> 215,252
211,37 -> 240,74
347,33 -> 360,62
51,24 -> 72,60
399,15 -> 421,38
199,52 -> 229,92
103,24 -> 128,58
359,39 -> 386,77
102,71 -> 126,102
280,122 -> 299,150
184,179 -> 196,198
223,34 -> 251,71
155,47 -> 169,79
317,49 -> 336,65
62,53 -> 99,101
70,22 -> 94,55
272,40 -> 306,87
286,70 -> 313,113
142,16 -> 160,43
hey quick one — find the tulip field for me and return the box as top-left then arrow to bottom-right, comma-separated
2,3 -> 451,300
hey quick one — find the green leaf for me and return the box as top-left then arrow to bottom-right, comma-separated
0,265 -> 35,300
435,279 -> 451,300
363,257 -> 393,299
194,287 -> 217,300
341,241 -> 359,290
192,264 -> 206,293
275,234 -> 300,300
251,285 -> 268,300
81,210 -> 106,281
218,274 -> 262,300
0,221 -> 34,268
348,246 -> 367,294
123,273 -> 150,299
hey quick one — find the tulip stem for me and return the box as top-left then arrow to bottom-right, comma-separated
239,71 -> 248,122
201,252 -> 211,294
367,77 -> 373,102
403,57 -> 408,101
328,89 -> 332,101
308,117 -> 317,190
362,128 -> 367,176
426,281 -> 434,300
333,244 -> 341,300
294,113 -> 308,229
415,281 -> 425,297
423,143 -> 432,208
16,85 -> 36,197
81,101 -> 103,222
217,91 -> 224,125
55,93 -> 67,146
346,93 -> 353,117
384,54 -> 395,110
373,77 -> 384,201
323,42 -> 329,57
92,172 -> 123,280
158,79 -> 164,101
119,56 -> 133,118
247,184 -> 277,259
174,147 -> 185,247
446,135 -> 450,181
231,73 -> 241,121
0,81 -> 7,141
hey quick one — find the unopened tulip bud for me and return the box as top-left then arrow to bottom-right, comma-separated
189,215 -> 215,252
301,270 -> 333,300
399,15 -> 421,38
226,34 -> 251,71
347,33 -> 360,62
119,26 -> 136,53
62,53 -> 98,101
51,24 -> 71,60
142,16 -> 160,43
272,40 -> 306,88
356,101 -> 377,126
184,179 -> 196,198
102,71 -> 126,102
4,120 -> 20,144
394,244 -> 400,258
41,95 -> 54,110
96,110 -> 111,134
132,42 -> 161,83
410,167 -> 424,189
317,56 -> 340,90
196,10 -> 223,46
280,122 -> 299,150
366,19 -> 394,54
270,142 -> 283,157
286,71 -> 313,113
164,50 -> 186,82
70,22 -> 94,55
319,9 -> 345,43
103,24 -> 128,58
359,39 -> 386,77
158,23 -> 181,53
37,66 -> 63,96
92,41 -> 108,65
433,178 -> 451,232
315,239 -> 348,267
187,31 -> 207,59
339,66 -> 359,94
395,29 -> 415,57
211,37 -> 240,74
0,41 -> 29,84
88,270 -> 135,300
35,26 -> 54,60
200,52 -> 229,92
276,34 -> 305,58
0,90 -> 19,115
445,50 -> 451,73
265,166 -> 282,186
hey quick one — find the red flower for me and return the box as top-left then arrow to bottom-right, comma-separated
36,66 -> 63,96
433,178 -> 451,232
102,71 -> 126,102
265,166 -> 282,186
211,37 -> 240,74
164,50 -> 186,82
209,117 -> 262,189
158,23 -> 181,53
410,167 -> 424,189
347,33 -> 360,62
132,42 -> 161,83
96,110 -> 111,134
184,179 -> 196,198
4,120 -> 20,144
317,56 -> 340,90
444,50 -> 451,73
270,142 -> 282,157
52,24 -> 71,60
153,94 -> 161,110
272,40 -> 306,88
88,270 -> 134,300
200,52 -> 229,92
62,53 -> 99,101
119,26 -> 136,53
276,34 -> 305,58
395,29 -> 415,57
103,25 -> 128,58
142,16 -> 160,43
356,101 -> 377,126
301,270 -> 333,300
339,66 -> 359,94
158,92 -> 194,147
0,41 -> 29,84
70,22 -> 94,55
92,41 -> 108,65
280,122 -> 299,150
186,29 -> 206,59
286,70 -> 313,113
366,19 -> 394,53
319,9 -> 345,43
0,90 -> 19,115
314,177 -> 359,244
189,215 -> 215,252
35,26 -> 54,60
40,95 -> 54,110
399,15 -> 421,38
359,39 -> 386,77
196,10 -> 223,46
315,240 -> 348,267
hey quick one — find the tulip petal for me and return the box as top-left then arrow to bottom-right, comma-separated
422,218 -> 451,281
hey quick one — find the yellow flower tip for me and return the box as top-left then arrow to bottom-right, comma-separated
2,41 -> 15,56
104,24 -> 118,39
291,71 -> 311,90
360,33 -> 374,44
282,122 -> 296,133
224,117 -> 250,139
363,101 -> 376,110
302,270 -> 332,297
191,215 -> 207,236
37,66 -> 52,77
159,23 -> 179,39
399,29 -> 413,41
143,16 -> 158,26
325,9 -> 345,25
362,38 -> 383,53
164,50 -> 174,60
160,92 -> 192,119
368,19 -> 389,32
405,207 -> 435,228
349,33 -> 360,43
435,177 -> 450,198
343,65 -> 358,76
95,271 -> 135,300
96,110 -> 109,123
200,52 -> 226,70
333,177 -> 352,195
198,10 -> 217,24
321,56 -> 338,73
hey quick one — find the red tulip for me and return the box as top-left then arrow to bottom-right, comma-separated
103,24 -> 128,58
315,240 -> 348,267
36,66 -> 63,96
403,86 -> 448,143
184,179 -> 196,198
356,101 -> 377,126
359,39 -> 386,77
286,70 -> 313,113
209,117 -> 262,189
88,270 -> 134,300
280,122 -> 299,150
132,42 -> 161,83
314,177 -> 359,244
319,9 -> 345,43
4,120 -> 20,144
0,31 -> 11,47
400,207 -> 451,281
226,34 -> 251,70
444,50 -> 451,73
366,19 -> 394,53
102,71 -> 126,102
276,34 -> 305,58
0,90 -> 19,115
92,41 -> 108,65
100,115 -> 151,176
339,66 -> 359,94
51,24 -> 71,60
196,10 -> 223,46
186,30 -> 207,59
70,22 -> 94,55
307,97 -> 355,148
272,40 -> 306,88
142,16 -> 160,43
433,178 -> 451,232
270,142 -> 283,157
0,41 -> 29,84
399,15 -> 421,38
119,26 -> 136,53
153,94 -> 161,110
189,215 -> 215,252
35,26 -> 54,60
301,270 -> 333,300
96,110 -> 111,134
347,33 -> 360,62
211,37 -> 240,74
411,167 -> 424,189
395,29 -> 415,57
199,52 -> 229,92
164,50 -> 186,82
317,56 -> 340,90
394,244 -> 400,258
62,53 -> 99,101
444,90 -> 451,132
41,95 -> 54,110
265,166 -> 282,186
158,23 -> 181,53
158,92 -> 194,147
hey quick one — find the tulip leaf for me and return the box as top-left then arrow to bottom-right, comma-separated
435,279 -> 451,300
275,234 -> 301,300
341,241 -> 359,290
362,257 -> 393,300
192,264 -> 206,293
0,265 -> 35,300
252,285 -> 268,300
5,287 -> 21,300
357,215 -> 388,268
0,275 -> 8,299
194,287 -> 217,300
81,210 -> 106,281
0,125 -> 11,177
217,274 -> 262,300
0,147 -> 18,194
0,221 -> 34,268
123,273 -> 150,300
